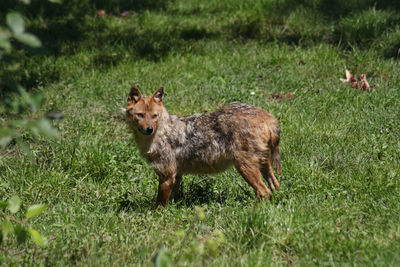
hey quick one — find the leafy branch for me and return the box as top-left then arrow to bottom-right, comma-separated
0,195 -> 48,251
0,1 -> 60,155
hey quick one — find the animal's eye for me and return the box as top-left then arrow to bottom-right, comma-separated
152,114 -> 158,119
136,113 -> 144,118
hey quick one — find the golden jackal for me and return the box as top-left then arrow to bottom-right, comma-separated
126,86 -> 282,206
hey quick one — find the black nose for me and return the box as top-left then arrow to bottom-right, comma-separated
146,127 -> 153,134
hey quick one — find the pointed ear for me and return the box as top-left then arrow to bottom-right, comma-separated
128,86 -> 142,103
152,86 -> 164,103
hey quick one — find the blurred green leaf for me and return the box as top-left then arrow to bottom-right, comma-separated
212,229 -> 225,243
1,220 -> 14,236
26,204 -> 47,219
10,119 -> 29,128
20,0 -> 31,4
29,228 -> 48,247
0,40 -> 11,52
0,29 -> 12,52
30,93 -> 45,112
15,85 -> 44,113
36,119 -> 60,139
194,206 -> 206,221
49,0 -> 62,3
154,248 -> 173,267
7,195 -> 21,214
14,33 -> 42,47
0,134 -> 14,148
6,13 -> 25,35
205,238 -> 219,257
14,224 -> 28,244
16,84 -> 35,110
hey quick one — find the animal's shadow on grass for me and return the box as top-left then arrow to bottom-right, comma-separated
116,176 -> 256,211
176,177 -> 253,207
177,177 -> 287,207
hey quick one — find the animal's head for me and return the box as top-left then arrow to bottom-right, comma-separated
126,86 -> 164,136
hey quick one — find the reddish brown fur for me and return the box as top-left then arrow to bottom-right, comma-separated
126,86 -> 282,207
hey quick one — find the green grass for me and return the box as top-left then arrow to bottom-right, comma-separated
1,0 -> 400,265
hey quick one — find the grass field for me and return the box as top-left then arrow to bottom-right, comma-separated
1,0 -> 400,265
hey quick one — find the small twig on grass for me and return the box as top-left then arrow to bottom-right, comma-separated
1,236 -> 56,257
11,249 -> 26,256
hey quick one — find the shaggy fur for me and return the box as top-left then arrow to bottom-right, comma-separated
126,86 -> 282,206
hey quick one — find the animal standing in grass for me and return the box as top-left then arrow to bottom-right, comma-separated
126,86 -> 282,206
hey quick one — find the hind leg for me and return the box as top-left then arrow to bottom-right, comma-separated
261,160 -> 280,191
272,145 -> 282,175
234,160 -> 271,200
171,174 -> 183,202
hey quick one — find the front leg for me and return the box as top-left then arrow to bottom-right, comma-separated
155,174 -> 175,207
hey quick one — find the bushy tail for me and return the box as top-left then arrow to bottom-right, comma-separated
271,125 -> 282,174
272,145 -> 282,174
